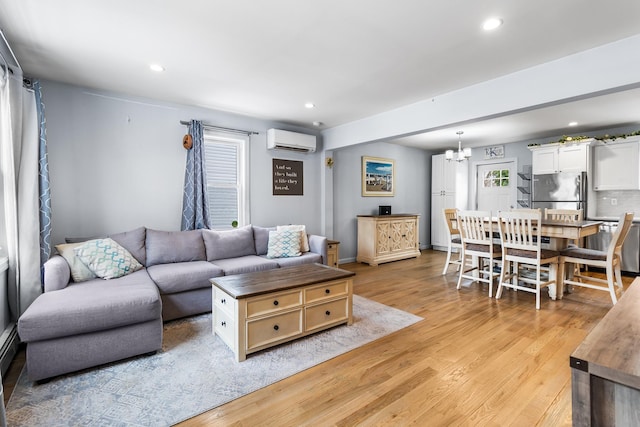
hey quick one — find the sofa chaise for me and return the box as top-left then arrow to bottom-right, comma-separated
18,224 -> 327,381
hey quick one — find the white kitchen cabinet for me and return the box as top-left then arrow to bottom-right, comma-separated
530,141 -> 591,174
431,154 -> 468,249
531,145 -> 559,174
592,139 -> 640,191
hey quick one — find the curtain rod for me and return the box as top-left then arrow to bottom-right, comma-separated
0,29 -> 22,71
180,120 -> 259,135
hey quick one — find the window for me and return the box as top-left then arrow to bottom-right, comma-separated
203,131 -> 249,229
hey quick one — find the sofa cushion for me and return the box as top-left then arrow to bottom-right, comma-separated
43,255 -> 72,292
18,270 -> 160,342
277,224 -> 310,252
74,238 -> 143,279
110,226 -> 147,265
145,229 -> 206,266
211,255 -> 279,275
147,261 -> 223,294
55,242 -> 97,282
253,226 -> 276,255
271,252 -> 322,268
267,229 -> 302,258
203,225 -> 256,261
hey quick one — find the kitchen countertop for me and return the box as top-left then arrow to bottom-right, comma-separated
588,216 -> 640,223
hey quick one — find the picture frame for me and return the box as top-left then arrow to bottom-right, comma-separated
362,156 -> 395,197
484,145 -> 505,159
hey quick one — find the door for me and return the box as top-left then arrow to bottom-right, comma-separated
476,161 -> 516,212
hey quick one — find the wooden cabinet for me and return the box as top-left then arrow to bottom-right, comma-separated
327,240 -> 340,267
592,139 -> 640,191
530,141 -> 591,174
431,154 -> 468,250
356,214 -> 420,266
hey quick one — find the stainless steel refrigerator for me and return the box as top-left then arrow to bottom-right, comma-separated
531,172 -> 587,211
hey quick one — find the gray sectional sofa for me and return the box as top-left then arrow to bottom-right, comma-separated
18,225 -> 327,381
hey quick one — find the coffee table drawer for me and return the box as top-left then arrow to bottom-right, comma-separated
214,287 -> 236,316
305,280 -> 348,304
246,290 -> 302,318
305,298 -> 348,331
246,309 -> 303,350
214,308 -> 235,348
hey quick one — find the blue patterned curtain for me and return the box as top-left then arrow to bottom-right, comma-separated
181,120 -> 211,230
34,80 -> 51,276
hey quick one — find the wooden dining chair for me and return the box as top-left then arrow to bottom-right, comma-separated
544,208 -> 585,279
495,209 -> 562,310
561,212 -> 634,305
544,208 -> 584,222
456,210 -> 501,297
442,208 -> 463,275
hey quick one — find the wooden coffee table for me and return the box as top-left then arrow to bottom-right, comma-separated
211,263 -> 356,361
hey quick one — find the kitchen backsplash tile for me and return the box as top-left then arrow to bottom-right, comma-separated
593,190 -> 640,218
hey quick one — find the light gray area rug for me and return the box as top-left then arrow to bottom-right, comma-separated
6,295 -> 422,426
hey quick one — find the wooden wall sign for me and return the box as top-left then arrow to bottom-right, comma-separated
273,159 -> 303,195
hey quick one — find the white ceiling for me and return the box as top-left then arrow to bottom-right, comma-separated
1,0 -> 640,150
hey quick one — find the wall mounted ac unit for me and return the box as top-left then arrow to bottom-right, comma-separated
267,129 -> 316,152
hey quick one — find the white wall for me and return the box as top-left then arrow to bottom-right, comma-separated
41,80 -> 323,245
332,141 -> 432,262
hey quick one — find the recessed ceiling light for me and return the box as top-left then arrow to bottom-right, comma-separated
313,121 -> 323,127
482,17 -> 503,31
305,102 -> 315,109
568,121 -> 578,126
149,64 -> 165,72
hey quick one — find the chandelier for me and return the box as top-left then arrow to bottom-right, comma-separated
445,131 -> 472,162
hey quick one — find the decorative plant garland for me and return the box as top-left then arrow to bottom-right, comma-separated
528,130 -> 640,147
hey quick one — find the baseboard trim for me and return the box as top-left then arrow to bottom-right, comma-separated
0,323 -> 20,378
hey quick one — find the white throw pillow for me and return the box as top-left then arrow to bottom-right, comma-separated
55,242 -> 97,282
74,238 -> 143,279
267,230 -> 302,258
277,224 -> 309,252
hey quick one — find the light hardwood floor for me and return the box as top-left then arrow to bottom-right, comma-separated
2,250 -> 632,425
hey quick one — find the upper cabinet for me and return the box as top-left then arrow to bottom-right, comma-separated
431,153 -> 458,194
592,138 -> 640,191
530,141 -> 591,174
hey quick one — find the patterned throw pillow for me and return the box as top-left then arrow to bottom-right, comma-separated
74,238 -> 143,279
277,224 -> 310,252
266,230 -> 302,258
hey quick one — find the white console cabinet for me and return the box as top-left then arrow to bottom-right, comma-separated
356,214 -> 420,266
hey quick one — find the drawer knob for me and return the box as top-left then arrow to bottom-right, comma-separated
273,300 -> 279,306
221,321 -> 226,327
325,310 -> 331,316
221,298 -> 226,304
273,324 -> 279,331
325,289 -> 330,294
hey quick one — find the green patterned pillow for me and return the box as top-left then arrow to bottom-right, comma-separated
266,229 -> 302,258
74,238 -> 143,279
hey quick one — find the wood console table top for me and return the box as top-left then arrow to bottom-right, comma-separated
571,277 -> 640,389
210,263 -> 355,299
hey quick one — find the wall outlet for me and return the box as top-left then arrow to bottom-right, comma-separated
611,198 -> 618,206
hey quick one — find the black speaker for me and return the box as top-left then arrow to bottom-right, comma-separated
379,205 -> 391,215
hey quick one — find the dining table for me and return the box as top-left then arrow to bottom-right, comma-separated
458,217 -> 603,300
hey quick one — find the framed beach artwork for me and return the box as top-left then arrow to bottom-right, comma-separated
362,156 -> 395,197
